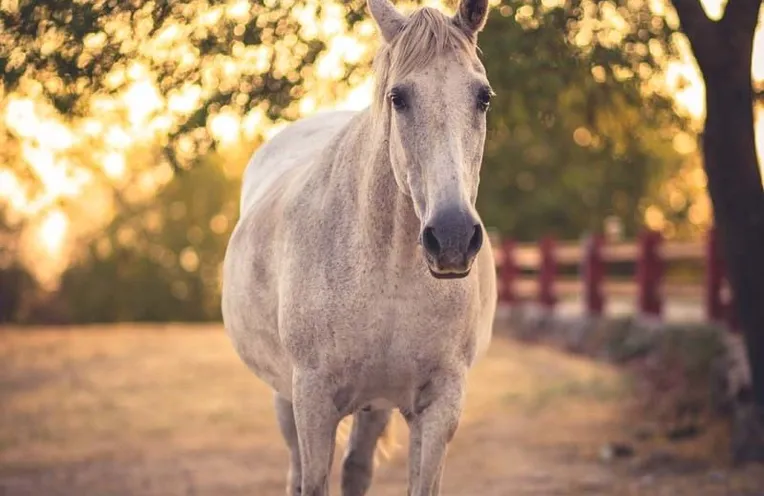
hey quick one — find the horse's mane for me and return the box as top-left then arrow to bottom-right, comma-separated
372,7 -> 476,115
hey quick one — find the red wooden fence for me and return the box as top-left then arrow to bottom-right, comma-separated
491,229 -> 738,331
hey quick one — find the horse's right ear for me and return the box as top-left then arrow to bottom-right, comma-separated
454,0 -> 489,40
368,0 -> 406,43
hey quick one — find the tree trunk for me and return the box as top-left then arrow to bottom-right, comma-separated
670,0 -> 764,462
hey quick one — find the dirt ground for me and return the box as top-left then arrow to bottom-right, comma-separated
1,324 -> 763,496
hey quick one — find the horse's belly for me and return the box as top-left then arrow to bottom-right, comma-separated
363,397 -> 397,411
222,214 -> 294,396
226,321 -> 292,394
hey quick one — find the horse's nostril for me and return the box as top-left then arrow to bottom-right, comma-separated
467,224 -> 483,255
422,226 -> 441,256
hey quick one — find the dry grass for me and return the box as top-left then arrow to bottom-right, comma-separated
1,324 -> 762,495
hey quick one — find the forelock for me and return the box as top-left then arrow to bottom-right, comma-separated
372,7 -> 477,114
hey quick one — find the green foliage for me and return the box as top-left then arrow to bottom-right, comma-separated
57,159 -> 239,322
0,0 -> 368,169
477,0 -> 690,240
3,0 -> 699,323
0,206 -> 37,323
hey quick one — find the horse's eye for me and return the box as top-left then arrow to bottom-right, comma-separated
389,91 -> 407,111
477,88 -> 492,112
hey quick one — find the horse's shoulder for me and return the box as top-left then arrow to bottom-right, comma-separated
239,110 -> 360,217
255,110 -> 358,160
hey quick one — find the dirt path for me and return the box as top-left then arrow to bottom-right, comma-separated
1,325 -> 762,495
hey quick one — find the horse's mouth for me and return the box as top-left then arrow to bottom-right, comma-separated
422,250 -> 473,280
429,268 -> 471,279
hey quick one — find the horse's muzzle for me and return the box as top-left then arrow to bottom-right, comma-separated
420,207 -> 483,278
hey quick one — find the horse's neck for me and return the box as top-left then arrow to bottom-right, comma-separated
330,110 -> 420,263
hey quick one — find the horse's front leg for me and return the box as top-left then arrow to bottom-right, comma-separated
341,408 -> 392,495
292,370 -> 342,496
407,370 -> 466,496
275,393 -> 302,495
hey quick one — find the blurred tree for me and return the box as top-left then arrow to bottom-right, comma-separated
1,0 -> 713,325
2,0 -> 700,239
0,205 -> 36,323
478,0 -> 693,240
57,156 -> 239,322
669,0 -> 764,462
0,0 -> 370,171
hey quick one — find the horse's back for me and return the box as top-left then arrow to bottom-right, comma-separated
240,110 -> 358,216
224,109 -> 357,394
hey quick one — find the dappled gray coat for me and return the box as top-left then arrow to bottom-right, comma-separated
222,1 -> 497,494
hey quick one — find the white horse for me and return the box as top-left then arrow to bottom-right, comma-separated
222,1 -> 496,494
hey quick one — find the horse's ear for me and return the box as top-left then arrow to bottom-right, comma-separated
368,0 -> 406,43
454,0 -> 489,40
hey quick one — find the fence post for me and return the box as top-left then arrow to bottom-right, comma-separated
636,229 -> 662,318
705,227 -> 725,323
538,236 -> 556,309
499,239 -> 516,304
582,234 -> 605,316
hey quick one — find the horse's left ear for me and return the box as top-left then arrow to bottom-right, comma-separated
454,0 -> 489,39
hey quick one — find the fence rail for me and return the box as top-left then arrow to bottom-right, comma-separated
491,228 -> 737,330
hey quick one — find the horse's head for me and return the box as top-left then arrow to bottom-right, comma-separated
369,0 -> 491,279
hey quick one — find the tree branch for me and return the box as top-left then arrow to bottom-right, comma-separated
721,0 -> 763,34
670,0 -> 713,40
669,0 -> 721,70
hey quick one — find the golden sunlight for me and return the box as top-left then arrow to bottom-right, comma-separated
0,170 -> 25,212
103,152 -> 127,179
340,78 -> 375,110
123,79 -> 163,128
2,0 -> 763,276
644,205 -> 667,230
4,98 -> 37,138
209,110 -> 242,144
757,110 -> 764,166
37,209 -> 68,255
755,25 -> 764,81
698,0 -> 725,19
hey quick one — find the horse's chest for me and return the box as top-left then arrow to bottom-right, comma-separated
280,277 -> 479,376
